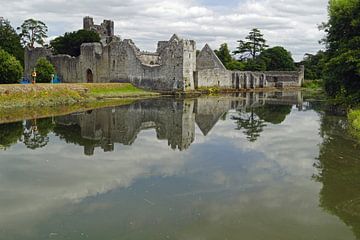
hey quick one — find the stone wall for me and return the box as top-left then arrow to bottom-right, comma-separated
24,34 -> 197,91
24,47 -> 52,79
196,44 -> 231,88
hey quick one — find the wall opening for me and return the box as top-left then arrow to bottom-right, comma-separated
86,69 -> 93,83
236,74 -> 240,89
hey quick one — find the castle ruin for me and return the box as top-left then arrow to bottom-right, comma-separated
25,17 -> 304,91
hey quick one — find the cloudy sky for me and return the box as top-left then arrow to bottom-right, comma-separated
1,0 -> 328,61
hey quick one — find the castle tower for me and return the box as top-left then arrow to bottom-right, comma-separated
83,16 -> 94,30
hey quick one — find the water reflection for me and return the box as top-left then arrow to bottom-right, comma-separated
315,107 -> 360,238
0,91 -> 303,154
1,91 -> 359,239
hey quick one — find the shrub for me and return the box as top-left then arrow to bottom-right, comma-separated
35,57 -> 55,83
0,49 -> 23,84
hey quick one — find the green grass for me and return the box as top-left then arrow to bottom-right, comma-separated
348,109 -> 360,130
348,109 -> 360,140
0,83 -> 157,108
302,80 -> 323,90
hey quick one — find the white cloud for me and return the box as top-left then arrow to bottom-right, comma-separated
1,0 -> 328,60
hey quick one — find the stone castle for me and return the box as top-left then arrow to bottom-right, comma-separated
25,17 -> 304,91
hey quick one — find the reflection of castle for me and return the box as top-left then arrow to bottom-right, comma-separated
55,91 -> 303,155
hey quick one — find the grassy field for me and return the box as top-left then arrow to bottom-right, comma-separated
0,83 -> 158,109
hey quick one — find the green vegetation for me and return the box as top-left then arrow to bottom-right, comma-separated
18,19 -> 48,48
214,43 -> 244,70
234,28 -> 268,60
51,30 -> 101,57
0,83 -> 158,110
299,51 -> 326,80
215,29 -> 295,72
0,18 -> 24,64
321,0 -> 360,97
260,46 -> 296,71
35,58 -> 56,83
302,80 -> 323,90
0,49 -> 23,84
348,109 -> 360,140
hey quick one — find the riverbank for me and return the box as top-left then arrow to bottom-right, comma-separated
0,83 -> 160,124
0,83 -> 159,109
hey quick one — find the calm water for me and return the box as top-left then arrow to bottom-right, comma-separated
0,91 -> 360,240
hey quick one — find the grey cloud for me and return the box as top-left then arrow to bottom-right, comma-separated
1,0 -> 328,61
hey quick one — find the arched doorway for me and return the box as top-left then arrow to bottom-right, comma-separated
86,69 -> 93,83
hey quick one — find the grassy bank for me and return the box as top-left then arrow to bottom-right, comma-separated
0,83 -> 158,109
348,109 -> 360,139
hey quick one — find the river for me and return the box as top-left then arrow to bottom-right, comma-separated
0,91 -> 359,240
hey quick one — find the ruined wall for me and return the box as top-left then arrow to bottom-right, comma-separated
196,44 -> 231,88
24,47 -> 52,79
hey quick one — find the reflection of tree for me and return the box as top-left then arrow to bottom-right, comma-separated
21,118 -> 54,150
314,112 -> 360,238
0,122 -> 23,150
254,104 -> 292,124
232,109 -> 266,142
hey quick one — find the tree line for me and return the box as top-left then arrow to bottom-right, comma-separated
214,28 -> 296,72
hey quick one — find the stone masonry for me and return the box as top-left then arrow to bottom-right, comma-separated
24,17 -> 304,91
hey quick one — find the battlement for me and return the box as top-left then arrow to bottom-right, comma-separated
83,16 -> 115,44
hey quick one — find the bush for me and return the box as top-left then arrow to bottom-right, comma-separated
35,57 -> 55,83
0,49 -> 23,84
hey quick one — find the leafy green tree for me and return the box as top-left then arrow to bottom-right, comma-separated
227,60 -> 245,71
259,46 -> 296,71
18,19 -> 48,48
244,57 -> 267,71
214,43 -> 232,67
50,30 -> 100,57
234,28 -> 268,60
321,0 -> 360,97
215,43 -> 245,70
0,18 -> 24,64
35,57 -> 55,83
0,49 -> 23,84
299,51 -> 326,80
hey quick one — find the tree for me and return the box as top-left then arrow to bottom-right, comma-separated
35,57 -> 55,83
234,28 -> 268,60
214,43 -> 232,67
0,18 -> 24,64
321,0 -> 360,97
244,57 -> 267,71
0,49 -> 23,84
18,19 -> 48,49
215,43 -> 245,70
50,30 -> 100,57
259,46 -> 296,71
299,51 -> 326,80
